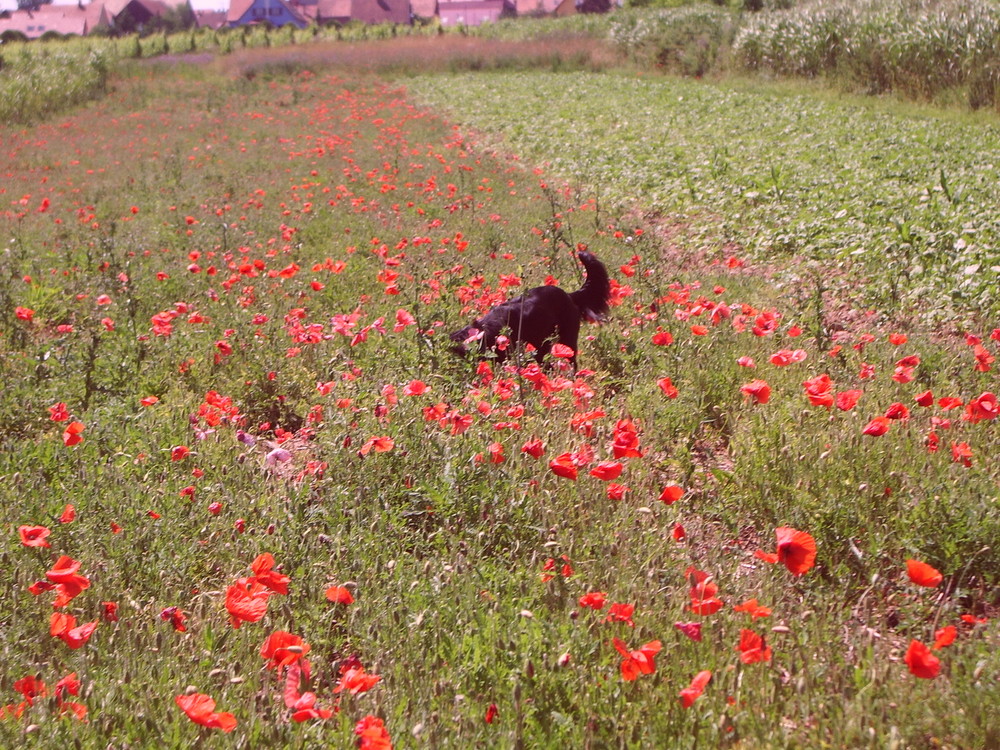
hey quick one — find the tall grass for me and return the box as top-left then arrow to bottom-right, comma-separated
734,0 -> 1000,108
0,45 -> 109,122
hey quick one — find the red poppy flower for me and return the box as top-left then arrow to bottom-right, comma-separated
578,591 -> 607,610
972,343 -> 994,372
225,580 -> 271,629
18,525 -> 51,548
688,570 -> 724,615
548,452 -> 578,480
334,663 -> 381,695
354,715 -> 393,750
674,621 -> 702,641
861,416 -> 890,436
904,639 -> 940,679
835,389 -> 863,411
402,379 -> 427,396
175,693 -> 237,732
49,402 -> 70,422
964,392 -> 998,423
326,585 -> 355,605
589,461 -> 623,481
733,599 -> 772,620
657,377 -> 679,398
884,402 -> 910,420
951,441 -> 973,467
906,559 -> 943,587
932,625 -> 957,650
160,606 -> 187,632
679,670 -> 712,708
914,390 -> 934,407
802,373 -> 834,408
170,445 -> 190,461
51,613 -> 98,649
604,602 -> 635,626
659,484 -> 684,505
612,637 -> 661,681
651,329 -> 673,346
611,418 -> 643,458
260,631 -> 310,669
250,553 -> 290,595
360,435 -> 394,455
521,437 -> 545,458
62,421 -> 85,447
736,629 -> 772,663
774,527 -> 817,575
741,379 -> 771,404
13,675 -> 46,705
484,702 -> 498,724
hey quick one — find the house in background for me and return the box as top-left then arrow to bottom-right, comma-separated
294,0 -> 408,26
0,2 -> 109,38
513,0 -> 557,16
226,0 -> 308,27
409,0 -> 432,21
437,0 -> 511,27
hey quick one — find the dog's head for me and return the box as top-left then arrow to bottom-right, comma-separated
449,325 -> 481,357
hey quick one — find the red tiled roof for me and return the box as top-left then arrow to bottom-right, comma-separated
0,3 -> 106,38
350,0 -> 408,25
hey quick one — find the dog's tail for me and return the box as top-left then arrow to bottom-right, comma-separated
569,251 -> 611,323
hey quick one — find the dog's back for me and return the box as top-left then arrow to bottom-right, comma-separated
450,251 -> 610,366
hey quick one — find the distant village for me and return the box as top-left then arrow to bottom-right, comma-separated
0,0 -> 613,41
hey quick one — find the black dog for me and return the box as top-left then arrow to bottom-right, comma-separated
450,251 -> 610,369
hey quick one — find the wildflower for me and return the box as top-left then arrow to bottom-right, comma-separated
260,631 -> 310,669
906,559 -> 943,588
755,527 -> 816,576
861,416 -> 890,436
604,602 -> 635,626
354,715 -> 392,750
679,670 -> 712,708
334,662 -> 381,695
964,392 -> 998,423
741,380 -> 770,404
175,693 -> 237,732
659,484 -> 683,505
62,421 -> 85,447
904,640 -> 940,679
612,637 -> 661,681
657,377 -> 679,398
932,625 -> 957,650
733,599 -> 772,620
548,452 -> 578,480
326,585 -> 354,605
578,591 -> 607,610
589,461 -> 623,481
18,525 -> 51,548
674,621 -> 702,641
835,389 -> 863,411
736,629 -> 772,664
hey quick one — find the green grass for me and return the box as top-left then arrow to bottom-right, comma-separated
0,57 -> 997,748
405,69 -> 1000,326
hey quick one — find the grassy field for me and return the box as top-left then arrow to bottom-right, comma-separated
0,51 -> 997,748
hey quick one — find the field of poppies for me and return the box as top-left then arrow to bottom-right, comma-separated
1,50 -> 998,748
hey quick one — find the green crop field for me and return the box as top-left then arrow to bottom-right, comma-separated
0,36 -> 997,750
